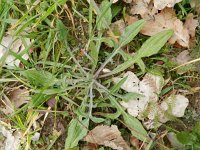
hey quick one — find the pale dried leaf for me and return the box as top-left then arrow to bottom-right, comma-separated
141,8 -> 190,47
0,124 -> 21,150
161,95 -> 189,117
84,125 -> 130,150
120,100 -> 139,117
113,71 -> 140,93
154,0 -> 182,10
113,72 -> 189,129
0,35 -> 31,67
184,13 -> 199,38
139,73 -> 164,102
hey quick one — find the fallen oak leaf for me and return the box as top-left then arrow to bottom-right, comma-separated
84,125 -> 131,150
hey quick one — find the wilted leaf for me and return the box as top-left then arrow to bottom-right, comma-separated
84,125 -> 131,150
154,0 -> 182,10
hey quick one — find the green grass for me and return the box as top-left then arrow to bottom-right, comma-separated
0,0 -> 199,149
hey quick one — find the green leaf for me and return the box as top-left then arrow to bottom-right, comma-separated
119,20 -> 145,47
136,59 -> 146,73
176,132 -> 196,145
96,0 -> 112,30
108,95 -> 148,141
21,69 -> 57,87
193,122 -> 200,136
30,93 -> 51,107
136,29 -> 173,58
121,92 -> 144,102
90,116 -> 105,123
123,113 -> 148,141
99,110 -> 121,119
111,5 -> 122,18
65,119 -> 89,149
110,29 -> 173,75
56,19 -> 68,42
110,76 -> 128,94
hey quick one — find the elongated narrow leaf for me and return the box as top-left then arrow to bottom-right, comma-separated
108,95 -> 148,141
119,20 -> 145,47
108,29 -> 173,76
96,0 -> 112,30
30,93 -> 51,107
21,69 -> 57,87
65,119 -> 89,149
136,29 -> 173,58
110,76 -> 128,94
123,113 -> 148,141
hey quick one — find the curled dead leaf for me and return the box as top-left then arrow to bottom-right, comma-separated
84,125 -> 131,150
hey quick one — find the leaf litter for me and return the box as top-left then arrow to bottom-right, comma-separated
84,125 -> 131,150
113,71 -> 189,129
122,0 -> 199,47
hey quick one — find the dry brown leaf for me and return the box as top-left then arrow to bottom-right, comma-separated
141,8 -> 190,47
84,125 -> 130,150
2,88 -> 29,114
176,50 -> 191,65
154,0 -> 182,10
184,13 -> 199,38
130,0 -> 157,18
125,15 -> 138,25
